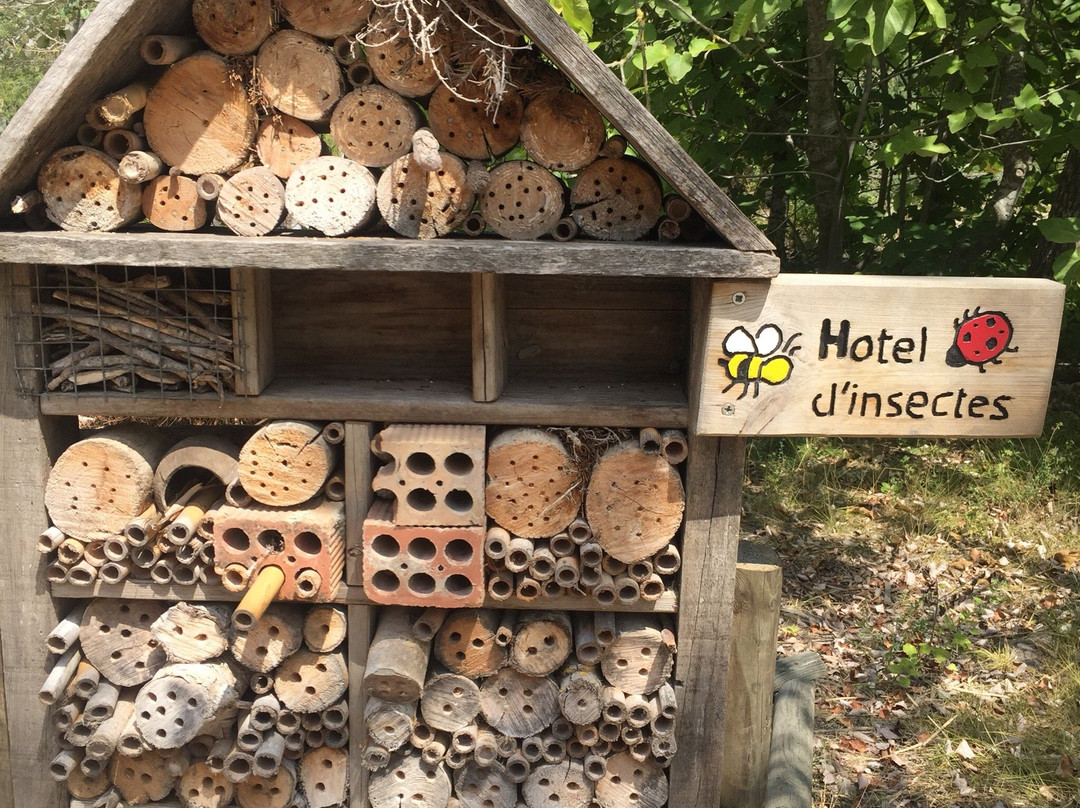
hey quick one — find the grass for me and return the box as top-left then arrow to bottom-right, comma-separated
744,381 -> 1080,807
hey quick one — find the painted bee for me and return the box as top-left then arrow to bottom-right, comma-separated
719,324 -> 802,399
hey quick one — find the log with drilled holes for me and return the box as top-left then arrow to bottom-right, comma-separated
192,0 -> 274,55
434,609 -> 506,678
217,167 -> 286,237
230,605 -> 304,673
509,611 -> 573,677
427,81 -> 523,160
330,85 -> 421,168
376,153 -> 475,239
520,89 -> 605,172
37,147 -> 142,232
133,660 -> 241,749
364,607 -> 430,703
238,421 -> 337,507
368,751 -> 451,808
257,31 -> 344,123
366,10 -> 443,98
151,602 -> 231,663
478,160 -> 565,240
256,115 -> 323,180
570,157 -> 663,241
420,673 -> 481,732
285,155 -> 377,236
279,0 -> 372,38
299,747 -> 347,808
142,175 -> 208,232
485,429 -> 582,539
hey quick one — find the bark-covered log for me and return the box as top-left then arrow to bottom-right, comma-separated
364,606 -> 430,703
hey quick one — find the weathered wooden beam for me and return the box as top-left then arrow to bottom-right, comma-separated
344,422 -> 374,586
764,653 -> 825,808
471,274 -> 508,403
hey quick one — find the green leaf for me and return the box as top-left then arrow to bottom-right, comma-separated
1038,217 -> 1080,243
966,42 -> 999,69
973,102 -> 996,119
922,0 -> 946,28
871,0 -> 916,54
664,51 -> 694,83
902,642 -> 918,656
1053,248 -> 1080,282
1013,83 -> 1041,110
947,109 -> 975,132
730,0 -> 763,41
548,0 -> 594,38
688,37 -> 721,57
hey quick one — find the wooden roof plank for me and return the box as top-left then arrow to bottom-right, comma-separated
497,0 -> 776,253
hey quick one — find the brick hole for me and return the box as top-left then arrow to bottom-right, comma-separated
222,527 -> 250,551
407,537 -> 436,560
406,488 -> 436,511
445,489 -> 473,513
445,575 -> 473,597
257,529 -> 285,552
408,572 -> 435,594
372,570 -> 400,591
444,539 -> 473,563
371,534 -> 399,557
294,531 -> 322,555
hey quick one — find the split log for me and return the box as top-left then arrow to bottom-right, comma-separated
434,609 -> 505,678
479,668 -> 559,738
47,603 -> 87,655
599,615 -> 674,696
520,89 -> 604,171
505,537 -> 534,573
80,599 -> 169,686
256,115 -> 322,180
330,85 -> 421,168
455,761 -> 515,808
376,152 -> 475,239
257,31 -> 344,122
510,611 -> 572,677
488,569 -> 514,601
365,697 -> 415,750
280,0 -> 372,38
365,606 -> 430,702
102,130 -> 145,160
134,660 -> 241,749
366,18 -> 442,97
230,604 -> 304,673
570,157 -> 663,241
238,420 -> 336,506
144,52 -> 258,175
585,441 -> 685,562
218,167 -> 286,237
40,647 -> 81,705
142,175 -> 208,232
303,605 -> 347,653
141,34 -> 201,65
428,82 -> 523,160
111,749 -> 178,803
285,155 -> 377,236
118,150 -> 165,183
179,761 -> 234,808
237,760 -> 296,808
37,146 -> 142,232
192,0 -> 275,55
486,429 -> 581,538
557,665 -> 602,724
299,747 -> 348,808
523,760 -> 592,808
151,602 -> 230,663
274,650 -> 348,712
416,672 -> 477,733
478,160 -> 565,240
368,751 -> 451,808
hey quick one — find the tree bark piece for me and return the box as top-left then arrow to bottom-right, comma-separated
368,751 -> 451,808
274,650 -> 348,713
428,82 -> 523,160
595,751 -> 667,808
479,668 -> 559,738
520,89 -> 604,172
523,760 -> 592,808
110,749 -> 178,803
37,146 -> 142,232
151,602 -> 231,663
134,660 -> 241,749
478,160 -> 565,240
80,599 -> 169,686
155,435 -> 240,509
364,607 -> 430,702
586,441 -> 685,562
421,673 -> 481,732
364,697 -> 415,750
218,167 -> 286,237
300,747 -> 348,808
179,760 -> 235,808
376,152 -> 475,239
256,115 -> 323,180
230,604 -> 304,673
485,429 -> 582,538
599,615 -> 674,696
280,0 -> 372,38
238,420 -> 336,506
144,53 -> 258,175
285,155 -> 377,236
434,609 -> 505,677
570,158 -> 663,241
455,761 -> 515,808
331,85 -> 421,168
257,31 -> 344,122
303,606 -> 347,653
193,0 -> 275,55
142,175 -> 208,232
510,611 -> 572,677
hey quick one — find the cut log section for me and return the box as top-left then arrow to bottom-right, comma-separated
368,751 -> 451,808
599,616 -> 674,696
238,762 -> 296,808
274,650 -> 348,713
366,19 -> 442,97
80,599 -> 169,686
478,161 -> 565,240
420,673 -> 481,732
570,157 -> 663,241
230,605 -> 304,673
485,429 -> 582,538
434,609 -> 506,677
364,607 -> 429,702
330,85 -> 421,168
151,602 -> 231,663
523,760 -> 593,808
154,435 -> 240,509
510,611 -> 572,677
217,167 -> 286,237
279,0 -> 373,38
557,666 -> 602,724
142,175 -> 208,232
376,152 -> 475,239
192,0 -> 275,55
257,31 -> 344,122
110,749 -> 178,803
299,747 -> 349,808
256,115 -> 323,180
144,53 -> 258,175
37,147 -> 142,232
285,156 -> 377,236
179,761 -> 234,808
302,605 -> 347,653
238,421 -> 336,506
455,761 -> 515,808
134,660 -> 241,749
479,668 -> 559,738
427,82 -> 523,159
520,89 -> 604,172
594,751 -> 667,808
364,698 -> 415,750
585,441 -> 685,562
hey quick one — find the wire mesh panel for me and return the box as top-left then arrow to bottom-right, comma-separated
14,265 -> 241,398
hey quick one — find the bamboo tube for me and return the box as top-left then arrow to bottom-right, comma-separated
505,537 -> 533,573
541,735 -> 566,763
73,661 -> 101,698
45,562 -> 71,584
141,34 -> 201,65
515,574 -> 540,602
628,559 -> 654,582
40,648 -> 82,705
301,712 -> 323,732
47,603 -> 87,654
118,151 -> 165,183
487,569 -> 514,601
474,729 -> 499,766
83,541 -> 107,568
663,194 -> 693,223
167,487 -> 223,545
505,752 -> 530,783
130,544 -> 161,569
333,35 -> 362,64
225,478 -> 252,508
250,694 -> 281,732
101,82 -> 151,127
541,580 -> 563,598
55,702 -> 81,731
174,538 -> 203,565
233,565 -> 286,630
102,537 -> 130,563
221,562 -> 253,592
658,218 -> 681,242
322,701 -> 348,730
86,680 -> 121,722
484,527 -> 511,561
149,557 -> 177,584
294,568 -> 322,599
251,673 -> 274,695
324,473 -> 345,502
550,218 -> 579,242
639,574 -> 665,602
345,59 -> 374,87
50,748 -> 81,781
283,731 -> 304,752
324,727 -> 348,748
567,517 -> 592,545
601,688 -> 627,723
593,612 -> 616,647
566,738 -> 587,759
413,608 -> 447,642
451,724 -> 478,754
550,716 -> 574,741
579,542 -> 603,568
593,572 -> 616,607
102,130 -> 145,160
601,555 -> 627,576
554,555 -> 580,587
494,612 -> 515,648
528,544 -> 556,581
639,428 -> 662,454
275,710 -> 300,734
224,746 -> 254,783
520,736 -> 543,763
38,526 -> 65,553
77,123 -> 103,147
86,696 -> 135,762
628,739 -> 652,762
574,723 -> 599,747
653,544 -> 681,575
198,541 -> 215,566
579,566 -> 601,589
625,694 -> 655,728
659,429 -> 689,464
11,188 -> 43,215
651,733 -> 676,763
237,712 -> 265,752
584,753 -> 607,781
254,732 -> 286,777
123,503 -> 160,547
322,422 -> 346,444
461,212 -> 486,237
57,538 -> 86,565
362,743 -> 391,771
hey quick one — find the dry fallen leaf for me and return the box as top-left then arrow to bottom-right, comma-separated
1056,754 -> 1074,780
954,739 -> 977,760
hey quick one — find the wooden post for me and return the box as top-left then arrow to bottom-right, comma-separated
764,654 -> 826,808
720,542 -> 783,808
471,274 -> 508,403
231,267 -> 275,396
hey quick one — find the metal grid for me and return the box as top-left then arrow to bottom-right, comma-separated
14,265 -> 241,398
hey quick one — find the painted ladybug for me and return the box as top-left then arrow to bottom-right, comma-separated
945,307 -> 1017,372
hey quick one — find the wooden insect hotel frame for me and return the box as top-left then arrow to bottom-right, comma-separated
0,2 -> 1065,808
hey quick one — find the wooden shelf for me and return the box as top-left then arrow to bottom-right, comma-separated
0,229 -> 779,278
50,580 -> 678,613
39,375 -> 690,426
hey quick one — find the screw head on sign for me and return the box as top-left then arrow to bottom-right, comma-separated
721,403 -> 736,416
731,292 -> 746,305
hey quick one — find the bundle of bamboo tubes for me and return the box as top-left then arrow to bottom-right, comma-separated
34,265 -> 237,395
43,599 -> 349,808
362,607 -> 678,808
483,428 -> 688,605
10,0 -> 698,242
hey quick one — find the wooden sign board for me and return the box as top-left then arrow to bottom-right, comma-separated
694,275 -> 1065,437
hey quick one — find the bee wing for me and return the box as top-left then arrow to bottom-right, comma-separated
722,326 -> 757,355
754,324 -> 783,356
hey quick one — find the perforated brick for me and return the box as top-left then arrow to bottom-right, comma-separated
213,499 -> 344,601
371,424 -> 486,526
363,499 -> 484,607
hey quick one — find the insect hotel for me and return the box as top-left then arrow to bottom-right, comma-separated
0,2 -> 1066,808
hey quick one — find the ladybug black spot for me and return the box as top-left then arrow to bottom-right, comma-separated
986,317 -> 996,327
962,333 -> 971,342
986,337 -> 998,350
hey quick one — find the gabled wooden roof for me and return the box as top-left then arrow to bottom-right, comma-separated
0,0 -> 774,252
